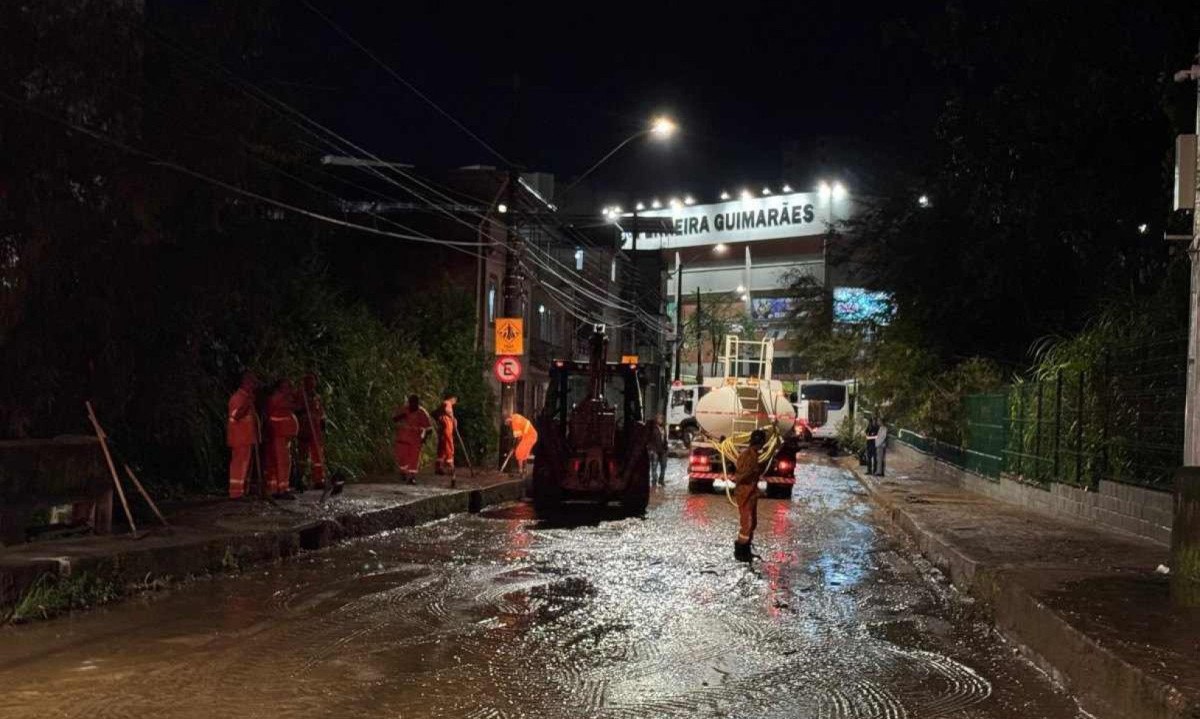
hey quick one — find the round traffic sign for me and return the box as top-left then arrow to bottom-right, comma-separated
493,355 -> 523,384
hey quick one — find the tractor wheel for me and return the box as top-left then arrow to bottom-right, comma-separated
687,479 -> 714,494
532,466 -> 562,512
620,451 -> 651,513
621,472 -> 650,513
765,483 -> 794,500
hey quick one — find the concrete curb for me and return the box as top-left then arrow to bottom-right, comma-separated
847,464 -> 1197,719
2,478 -> 526,619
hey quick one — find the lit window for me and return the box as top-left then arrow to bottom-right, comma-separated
575,249 -> 584,271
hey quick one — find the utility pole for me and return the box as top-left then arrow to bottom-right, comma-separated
1174,41 -> 1200,607
695,287 -> 703,384
499,170 -> 521,466
673,252 -> 683,382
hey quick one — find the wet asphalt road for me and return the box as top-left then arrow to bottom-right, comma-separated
0,455 -> 1083,718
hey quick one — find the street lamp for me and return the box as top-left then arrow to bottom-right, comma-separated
720,190 -> 731,200
917,194 -> 931,208
650,116 -> 677,138
559,115 -> 680,198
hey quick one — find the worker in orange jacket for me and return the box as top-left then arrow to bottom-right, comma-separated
297,373 -> 326,490
226,372 -> 261,499
393,394 -> 432,483
264,379 -> 300,499
504,411 -> 538,476
435,392 -> 458,482
733,429 -> 767,562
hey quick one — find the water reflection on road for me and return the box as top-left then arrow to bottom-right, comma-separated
0,455 -> 1081,718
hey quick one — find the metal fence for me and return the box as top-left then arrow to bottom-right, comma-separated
899,335 -> 1186,490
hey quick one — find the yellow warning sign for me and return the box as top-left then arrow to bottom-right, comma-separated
495,318 -> 524,355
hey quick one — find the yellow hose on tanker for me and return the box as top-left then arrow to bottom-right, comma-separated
715,428 -> 782,506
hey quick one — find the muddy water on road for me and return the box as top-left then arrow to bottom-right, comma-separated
0,456 -> 1081,718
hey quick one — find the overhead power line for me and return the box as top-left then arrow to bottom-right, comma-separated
300,0 -> 517,169
0,90 -> 490,257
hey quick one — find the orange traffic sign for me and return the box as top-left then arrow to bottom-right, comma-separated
495,318 -> 524,355
621,355 -> 639,365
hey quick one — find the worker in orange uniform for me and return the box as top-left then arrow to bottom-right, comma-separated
435,392 -> 458,482
227,371 -> 261,499
264,378 -> 300,499
393,394 -> 432,484
297,373 -> 326,490
733,429 -> 767,562
504,411 -> 538,477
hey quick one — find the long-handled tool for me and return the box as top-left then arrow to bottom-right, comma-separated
84,402 -> 141,539
299,387 -> 327,492
499,447 -> 516,474
453,423 -> 477,478
123,463 -> 170,530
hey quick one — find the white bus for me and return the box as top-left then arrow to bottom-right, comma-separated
796,379 -> 855,444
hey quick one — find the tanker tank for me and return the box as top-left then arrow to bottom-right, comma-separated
693,382 -> 796,439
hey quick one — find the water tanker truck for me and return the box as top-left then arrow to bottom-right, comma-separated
687,336 -> 827,499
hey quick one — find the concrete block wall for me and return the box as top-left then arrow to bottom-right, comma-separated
892,440 -> 1172,546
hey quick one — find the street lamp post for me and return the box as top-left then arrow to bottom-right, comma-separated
558,116 -> 677,200
818,180 -> 847,290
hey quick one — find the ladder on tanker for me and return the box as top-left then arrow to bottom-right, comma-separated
722,335 -> 774,435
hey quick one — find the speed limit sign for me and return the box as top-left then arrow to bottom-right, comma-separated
493,355 -> 523,384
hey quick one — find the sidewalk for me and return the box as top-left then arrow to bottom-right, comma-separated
844,446 -> 1200,719
0,470 -> 525,620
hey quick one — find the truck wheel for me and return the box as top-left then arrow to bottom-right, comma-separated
765,483 -> 794,500
531,460 -> 562,512
687,479 -> 713,494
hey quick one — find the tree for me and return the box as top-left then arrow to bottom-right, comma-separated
841,0 -> 1199,366
682,293 -> 754,377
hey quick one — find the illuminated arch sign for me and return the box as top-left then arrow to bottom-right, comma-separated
621,191 -> 844,250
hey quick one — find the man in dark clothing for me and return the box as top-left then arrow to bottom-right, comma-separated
648,415 -> 668,486
865,416 -> 880,475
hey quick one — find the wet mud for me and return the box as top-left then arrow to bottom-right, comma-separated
0,455 -> 1084,718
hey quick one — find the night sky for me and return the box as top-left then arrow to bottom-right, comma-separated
265,1 -> 946,207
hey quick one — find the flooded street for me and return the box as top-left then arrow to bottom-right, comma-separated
0,456 -> 1081,718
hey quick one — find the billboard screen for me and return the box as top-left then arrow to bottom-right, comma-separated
833,287 -> 892,325
750,297 -> 798,321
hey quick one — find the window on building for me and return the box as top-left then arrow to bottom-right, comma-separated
574,248 -> 584,271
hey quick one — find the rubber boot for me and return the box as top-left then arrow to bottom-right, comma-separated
734,541 -> 752,562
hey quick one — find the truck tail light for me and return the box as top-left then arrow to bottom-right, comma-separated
689,451 -> 711,471
775,458 -> 794,476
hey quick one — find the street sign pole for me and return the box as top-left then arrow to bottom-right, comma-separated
499,171 -> 521,467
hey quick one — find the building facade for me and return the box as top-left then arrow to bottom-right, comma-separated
621,189 -> 859,382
